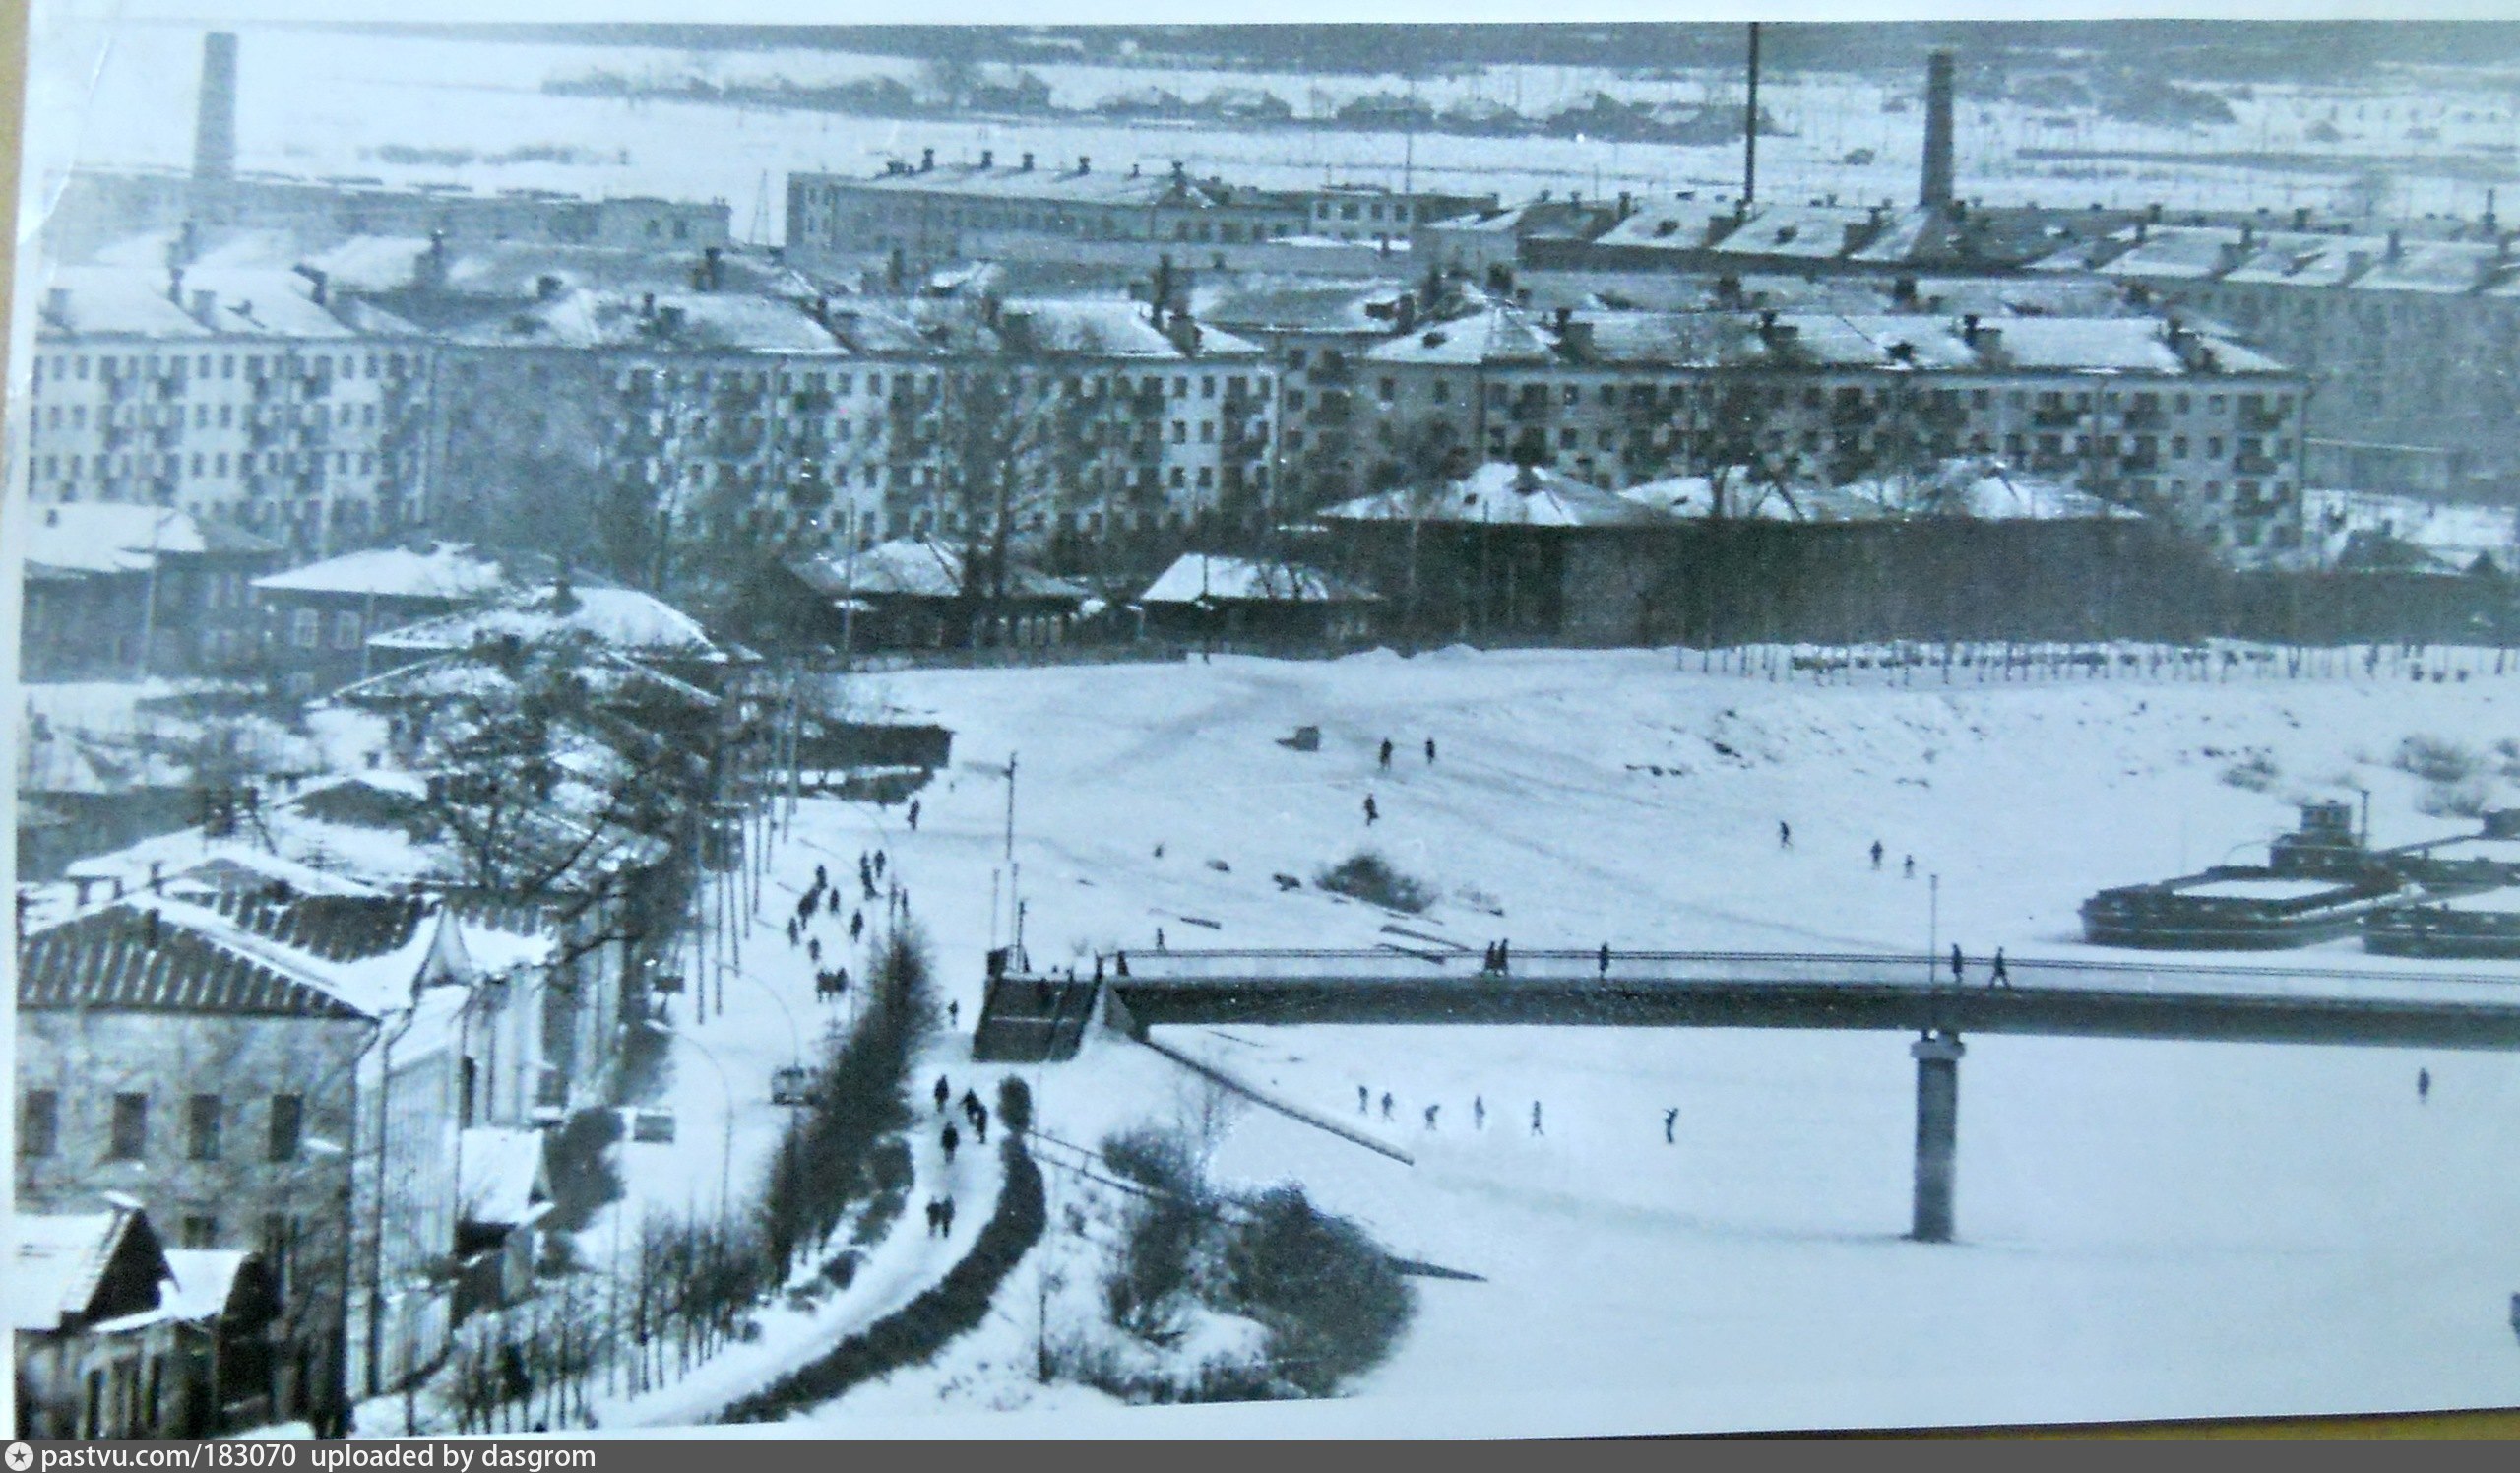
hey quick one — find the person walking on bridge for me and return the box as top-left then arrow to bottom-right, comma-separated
1495,938 -> 1511,975
1989,948 -> 2011,988
1950,944 -> 1965,986
1598,942 -> 1611,978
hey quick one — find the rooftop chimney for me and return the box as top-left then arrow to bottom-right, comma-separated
41,286 -> 69,326
1021,152 -> 1035,171
190,288 -> 218,324
979,148 -> 993,169
2386,228 -> 2404,262
194,32 -> 238,183
1077,156 -> 1090,175
920,147 -> 935,173
167,263 -> 185,305
1920,49 -> 1956,212
536,273 -> 563,301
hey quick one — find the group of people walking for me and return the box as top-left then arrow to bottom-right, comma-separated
1360,1086 -> 1544,1137
789,862 -> 869,1003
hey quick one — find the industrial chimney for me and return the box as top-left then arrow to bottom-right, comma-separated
194,32 -> 238,183
1920,50 -> 1956,213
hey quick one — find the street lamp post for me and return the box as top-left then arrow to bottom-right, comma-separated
643,1020 -> 733,1226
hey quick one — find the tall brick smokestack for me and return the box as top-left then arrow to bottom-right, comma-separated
194,32 -> 238,182
1920,49 -> 1956,212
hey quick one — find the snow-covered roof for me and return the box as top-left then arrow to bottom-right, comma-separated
1363,304 -> 1557,366
22,504 -> 275,574
999,298 -> 1262,360
1139,553 -> 1379,606
460,1127 -> 551,1230
18,891 -> 458,1020
789,539 -> 1090,603
1321,463 -> 1669,529
446,287 -> 847,353
1189,276 -> 1420,337
1619,460 -> 2135,524
159,1249 -> 252,1322
11,1209 -> 145,1332
252,543 -> 508,601
367,583 -> 726,664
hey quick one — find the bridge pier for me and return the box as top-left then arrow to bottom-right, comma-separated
1910,1030 -> 1965,1244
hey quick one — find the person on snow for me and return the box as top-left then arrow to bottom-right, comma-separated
1379,737 -> 1394,770
1495,938 -> 1510,974
1870,840 -> 1885,870
1423,1104 -> 1440,1130
850,910 -> 864,942
1156,928 -> 1166,952
941,1122 -> 960,1163
962,1088 -> 983,1125
1473,1096 -> 1486,1130
874,851 -> 886,878
972,1104 -> 988,1144
924,1199 -> 943,1237
1598,942 -> 1611,978
934,1075 -> 952,1115
1949,944 -> 1965,986
1114,950 -> 1130,978
787,917 -> 800,947
1425,737 -> 1437,765
1482,941 -> 1498,975
1779,820 -> 1793,849
808,937 -> 822,965
939,1197 -> 956,1235
1664,1107 -> 1679,1144
2420,1067 -> 2433,1102
815,863 -> 829,890
1989,948 -> 2011,988
1530,1102 -> 1544,1136
1380,1091 -> 1395,1121
1903,855 -> 1917,879
948,999 -> 960,1027
907,801 -> 920,832
1359,1085 -> 1371,1115
1364,794 -> 1379,826
1093,954 -> 1105,984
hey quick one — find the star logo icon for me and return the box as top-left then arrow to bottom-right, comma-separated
5,1441 -> 34,1471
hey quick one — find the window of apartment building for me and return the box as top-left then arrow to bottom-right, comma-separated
1199,421 -> 1215,442
1559,428 -> 1579,449
290,609 -> 320,649
21,1089 -> 57,1157
331,611 -> 361,649
1196,467 -> 1214,489
1562,385 -> 1581,407
186,1094 -> 221,1161
1971,389 -> 1990,409
1287,389 -> 1306,411
110,1093 -> 149,1160
2207,437 -> 2225,457
265,1093 -> 305,1163
1171,421 -> 1188,444
2172,436 -> 2190,458
1170,466 -> 1187,488
1376,377 -> 1396,403
1171,376 -> 1189,399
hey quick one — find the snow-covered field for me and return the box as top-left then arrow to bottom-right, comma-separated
725,646 -> 2520,1434
28,25 -> 2519,251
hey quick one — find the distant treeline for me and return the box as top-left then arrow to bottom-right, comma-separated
339,21 -> 2520,86
542,68 -> 1789,146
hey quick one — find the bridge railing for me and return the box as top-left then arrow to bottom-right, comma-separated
1061,947 -> 2520,1001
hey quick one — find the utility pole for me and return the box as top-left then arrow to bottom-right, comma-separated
1004,752 -> 1021,965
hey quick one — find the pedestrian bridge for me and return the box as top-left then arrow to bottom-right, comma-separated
971,946 -> 2520,1242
